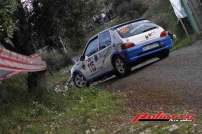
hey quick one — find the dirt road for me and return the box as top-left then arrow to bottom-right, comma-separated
100,40 -> 202,114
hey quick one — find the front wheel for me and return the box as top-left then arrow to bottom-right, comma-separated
112,56 -> 131,77
73,73 -> 89,88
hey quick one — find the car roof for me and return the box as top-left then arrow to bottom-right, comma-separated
87,18 -> 151,44
89,18 -> 147,41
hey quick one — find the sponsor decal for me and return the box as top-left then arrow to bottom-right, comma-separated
145,35 -> 149,40
130,112 -> 194,123
87,58 -> 96,72
118,27 -> 129,33
145,33 -> 152,40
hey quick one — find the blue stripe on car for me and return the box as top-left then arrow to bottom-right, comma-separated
121,35 -> 172,63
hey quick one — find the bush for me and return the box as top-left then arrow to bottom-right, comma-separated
113,0 -> 148,18
0,79 -> 122,134
42,49 -> 76,72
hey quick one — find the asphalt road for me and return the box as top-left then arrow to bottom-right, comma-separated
100,40 -> 202,114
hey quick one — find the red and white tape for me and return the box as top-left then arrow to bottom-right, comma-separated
0,48 -> 47,80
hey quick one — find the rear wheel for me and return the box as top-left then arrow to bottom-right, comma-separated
73,73 -> 89,88
158,49 -> 170,59
113,56 -> 131,77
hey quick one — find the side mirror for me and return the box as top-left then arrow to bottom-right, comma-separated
80,55 -> 85,61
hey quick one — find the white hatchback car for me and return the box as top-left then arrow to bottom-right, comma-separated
71,19 -> 173,87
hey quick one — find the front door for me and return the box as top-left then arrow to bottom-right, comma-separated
82,36 -> 100,79
96,30 -> 113,75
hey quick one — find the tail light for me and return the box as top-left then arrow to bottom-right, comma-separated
121,42 -> 135,49
160,31 -> 168,37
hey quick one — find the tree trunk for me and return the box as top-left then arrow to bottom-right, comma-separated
0,84 -> 8,104
27,71 -> 47,96
12,1 -> 48,96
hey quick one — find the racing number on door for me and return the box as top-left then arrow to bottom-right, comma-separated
87,59 -> 96,72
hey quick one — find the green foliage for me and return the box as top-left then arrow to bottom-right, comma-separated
30,0 -> 100,50
0,0 -> 17,40
0,75 -> 122,134
1,0 -> 101,51
0,75 -> 199,133
172,38 -> 192,51
43,50 -> 74,72
112,0 -> 148,19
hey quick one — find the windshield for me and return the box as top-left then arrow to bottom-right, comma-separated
116,21 -> 158,38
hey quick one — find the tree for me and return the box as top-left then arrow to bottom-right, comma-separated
29,0 -> 99,50
0,0 -> 100,94
111,0 -> 148,19
0,0 -> 17,45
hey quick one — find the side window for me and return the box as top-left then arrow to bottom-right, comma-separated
84,37 -> 99,57
99,31 -> 111,50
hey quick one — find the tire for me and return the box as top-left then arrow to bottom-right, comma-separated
73,72 -> 89,88
158,49 -> 170,59
112,56 -> 131,77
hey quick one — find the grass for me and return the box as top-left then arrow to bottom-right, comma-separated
46,69 -> 69,90
172,33 -> 202,51
0,75 -> 124,134
172,38 -> 192,51
0,74 -> 201,134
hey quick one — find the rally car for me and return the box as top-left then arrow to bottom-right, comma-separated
71,19 -> 173,88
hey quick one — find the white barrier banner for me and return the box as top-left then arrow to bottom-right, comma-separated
169,0 -> 187,18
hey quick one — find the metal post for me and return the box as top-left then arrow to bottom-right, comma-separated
179,18 -> 190,38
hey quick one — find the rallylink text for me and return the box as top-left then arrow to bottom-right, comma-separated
130,112 -> 194,123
